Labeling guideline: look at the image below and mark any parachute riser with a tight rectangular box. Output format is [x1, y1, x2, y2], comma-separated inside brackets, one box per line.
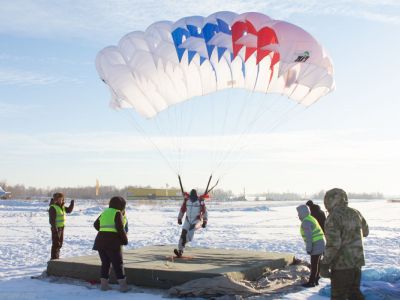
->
[178, 175, 185, 197]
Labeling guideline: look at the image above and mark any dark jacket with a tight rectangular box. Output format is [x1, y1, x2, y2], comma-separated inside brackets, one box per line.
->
[49, 201, 74, 228]
[93, 196, 128, 251]
[306, 200, 326, 232]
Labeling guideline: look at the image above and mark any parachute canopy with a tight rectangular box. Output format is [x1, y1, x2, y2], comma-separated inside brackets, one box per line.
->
[96, 11, 334, 119]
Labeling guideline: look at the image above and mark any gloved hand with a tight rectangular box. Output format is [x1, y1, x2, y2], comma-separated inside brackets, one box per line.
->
[202, 221, 207, 228]
[71, 199, 75, 204]
[319, 263, 331, 278]
[307, 250, 312, 255]
[178, 219, 182, 225]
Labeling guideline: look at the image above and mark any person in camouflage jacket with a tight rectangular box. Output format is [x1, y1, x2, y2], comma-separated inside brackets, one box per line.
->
[320, 188, 369, 300]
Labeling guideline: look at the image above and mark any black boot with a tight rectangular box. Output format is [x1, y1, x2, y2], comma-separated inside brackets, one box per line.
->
[315, 276, 320, 286]
[174, 249, 183, 258]
[302, 282, 316, 288]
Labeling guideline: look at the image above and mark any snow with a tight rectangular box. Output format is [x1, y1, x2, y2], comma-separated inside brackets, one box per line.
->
[0, 198, 399, 299]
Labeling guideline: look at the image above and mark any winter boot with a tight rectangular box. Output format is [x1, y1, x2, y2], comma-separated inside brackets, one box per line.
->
[302, 281, 316, 288]
[100, 278, 112, 291]
[315, 276, 320, 286]
[118, 278, 131, 293]
[174, 249, 183, 258]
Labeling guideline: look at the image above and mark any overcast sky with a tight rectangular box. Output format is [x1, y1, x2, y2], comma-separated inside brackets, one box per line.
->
[1, 1, 399, 195]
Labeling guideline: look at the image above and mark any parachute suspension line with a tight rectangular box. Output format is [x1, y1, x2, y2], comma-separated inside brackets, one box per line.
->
[212, 87, 255, 172]
[211, 90, 222, 173]
[166, 103, 180, 173]
[211, 92, 290, 176]
[121, 109, 178, 176]
[215, 87, 234, 171]
[221, 101, 307, 177]
[214, 92, 280, 172]
[153, 111, 175, 171]
[173, 100, 183, 174]
[179, 94, 197, 177]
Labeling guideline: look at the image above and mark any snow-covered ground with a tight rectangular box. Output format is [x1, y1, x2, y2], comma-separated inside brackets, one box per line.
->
[0, 198, 399, 299]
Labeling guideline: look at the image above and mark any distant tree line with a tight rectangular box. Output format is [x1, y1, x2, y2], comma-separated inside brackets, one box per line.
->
[0, 181, 236, 201]
[0, 180, 384, 200]
[310, 190, 384, 200]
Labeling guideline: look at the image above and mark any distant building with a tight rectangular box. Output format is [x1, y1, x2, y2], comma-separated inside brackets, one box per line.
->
[126, 188, 182, 200]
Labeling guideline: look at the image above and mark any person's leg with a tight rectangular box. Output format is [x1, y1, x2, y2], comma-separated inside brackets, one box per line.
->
[315, 255, 321, 285]
[178, 229, 188, 251]
[51, 228, 61, 259]
[186, 227, 196, 243]
[108, 248, 131, 293]
[331, 269, 352, 300]
[108, 248, 125, 280]
[348, 267, 365, 300]
[58, 227, 64, 251]
[98, 249, 112, 291]
[303, 254, 320, 287]
[98, 249, 111, 279]
[310, 254, 321, 283]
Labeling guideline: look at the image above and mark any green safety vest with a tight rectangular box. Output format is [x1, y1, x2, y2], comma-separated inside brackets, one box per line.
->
[99, 208, 119, 232]
[51, 204, 66, 227]
[300, 215, 324, 242]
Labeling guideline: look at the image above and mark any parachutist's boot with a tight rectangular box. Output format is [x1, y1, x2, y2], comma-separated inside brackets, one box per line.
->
[118, 278, 131, 293]
[315, 276, 320, 286]
[174, 249, 183, 258]
[100, 278, 112, 291]
[302, 281, 316, 288]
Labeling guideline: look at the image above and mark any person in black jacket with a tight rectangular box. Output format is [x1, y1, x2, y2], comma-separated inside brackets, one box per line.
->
[306, 200, 326, 232]
[93, 196, 130, 292]
[49, 192, 74, 259]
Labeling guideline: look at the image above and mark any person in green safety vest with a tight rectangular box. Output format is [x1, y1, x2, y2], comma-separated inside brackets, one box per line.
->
[93, 196, 131, 293]
[48, 192, 74, 260]
[297, 204, 326, 288]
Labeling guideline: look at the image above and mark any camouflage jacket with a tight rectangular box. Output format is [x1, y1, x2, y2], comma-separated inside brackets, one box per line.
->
[321, 206, 369, 270]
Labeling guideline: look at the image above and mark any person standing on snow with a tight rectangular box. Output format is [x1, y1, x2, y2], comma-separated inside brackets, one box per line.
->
[93, 196, 131, 292]
[297, 204, 326, 287]
[49, 192, 74, 260]
[306, 200, 327, 232]
[320, 188, 369, 300]
[174, 189, 208, 257]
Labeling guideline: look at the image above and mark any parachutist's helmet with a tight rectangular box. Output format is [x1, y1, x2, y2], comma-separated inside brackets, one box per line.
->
[190, 189, 198, 201]
[324, 188, 348, 212]
[109, 196, 126, 211]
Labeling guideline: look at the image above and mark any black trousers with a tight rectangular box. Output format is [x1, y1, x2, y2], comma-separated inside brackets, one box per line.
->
[331, 267, 364, 300]
[51, 227, 64, 259]
[98, 248, 125, 280]
[308, 254, 321, 283]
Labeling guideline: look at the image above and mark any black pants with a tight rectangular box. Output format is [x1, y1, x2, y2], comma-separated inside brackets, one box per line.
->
[331, 267, 364, 300]
[98, 248, 125, 280]
[51, 227, 64, 259]
[308, 254, 321, 283]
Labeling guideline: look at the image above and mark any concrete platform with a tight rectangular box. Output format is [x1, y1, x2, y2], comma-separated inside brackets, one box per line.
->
[47, 245, 294, 289]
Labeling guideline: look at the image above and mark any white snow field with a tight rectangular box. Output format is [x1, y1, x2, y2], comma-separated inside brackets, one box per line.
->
[0, 198, 399, 299]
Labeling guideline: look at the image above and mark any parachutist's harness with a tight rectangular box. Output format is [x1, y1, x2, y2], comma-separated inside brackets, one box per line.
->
[178, 174, 219, 198]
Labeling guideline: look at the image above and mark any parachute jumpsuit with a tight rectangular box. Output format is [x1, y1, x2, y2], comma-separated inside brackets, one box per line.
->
[177, 194, 208, 252]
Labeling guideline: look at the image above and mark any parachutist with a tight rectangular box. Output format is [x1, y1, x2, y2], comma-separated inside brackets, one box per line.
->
[174, 189, 208, 258]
